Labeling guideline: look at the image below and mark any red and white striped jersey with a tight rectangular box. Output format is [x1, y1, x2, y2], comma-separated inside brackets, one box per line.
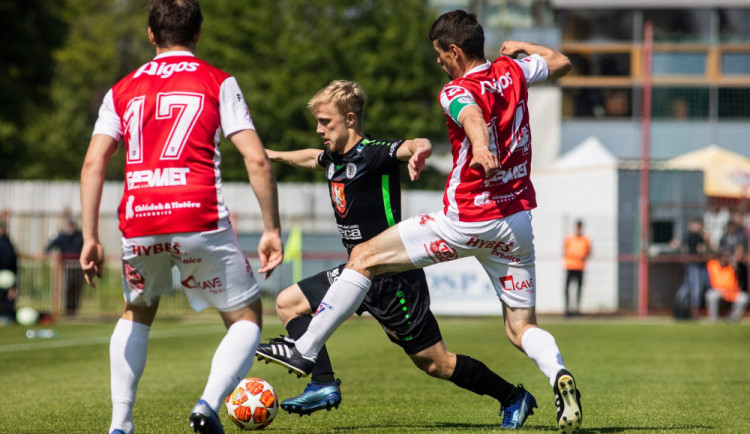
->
[438, 54, 548, 222]
[93, 51, 255, 237]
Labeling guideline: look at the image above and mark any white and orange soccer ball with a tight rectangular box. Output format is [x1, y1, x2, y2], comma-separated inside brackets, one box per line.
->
[225, 377, 279, 430]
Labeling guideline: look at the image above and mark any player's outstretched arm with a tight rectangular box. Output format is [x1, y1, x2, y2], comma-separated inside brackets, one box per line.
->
[499, 40, 572, 79]
[80, 134, 118, 287]
[266, 148, 325, 171]
[396, 138, 433, 181]
[459, 106, 498, 178]
[231, 129, 284, 278]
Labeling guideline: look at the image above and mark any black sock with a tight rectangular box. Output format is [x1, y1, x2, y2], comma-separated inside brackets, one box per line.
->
[285, 315, 336, 383]
[449, 354, 519, 407]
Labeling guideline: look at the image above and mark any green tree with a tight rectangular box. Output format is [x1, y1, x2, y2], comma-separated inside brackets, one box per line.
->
[201, 0, 447, 185]
[0, 1, 67, 178]
[21, 0, 150, 179]
[16, 0, 448, 189]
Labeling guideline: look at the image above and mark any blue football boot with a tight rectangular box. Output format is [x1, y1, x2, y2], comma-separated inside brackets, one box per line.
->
[500, 385, 537, 429]
[281, 379, 342, 416]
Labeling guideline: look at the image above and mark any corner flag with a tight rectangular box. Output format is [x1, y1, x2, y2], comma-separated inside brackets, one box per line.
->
[283, 225, 303, 282]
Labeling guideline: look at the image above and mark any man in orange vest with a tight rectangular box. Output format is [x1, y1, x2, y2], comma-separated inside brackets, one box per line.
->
[705, 251, 749, 322]
[563, 220, 591, 317]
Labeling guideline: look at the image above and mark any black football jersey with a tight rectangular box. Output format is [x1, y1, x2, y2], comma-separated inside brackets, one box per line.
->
[318, 136, 405, 252]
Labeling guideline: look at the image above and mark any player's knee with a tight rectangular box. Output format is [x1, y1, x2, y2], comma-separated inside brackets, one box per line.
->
[275, 286, 309, 324]
[505, 325, 528, 350]
[346, 244, 370, 274]
[412, 354, 452, 379]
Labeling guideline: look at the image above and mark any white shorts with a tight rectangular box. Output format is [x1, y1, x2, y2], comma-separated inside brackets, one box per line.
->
[120, 226, 259, 312]
[398, 210, 536, 308]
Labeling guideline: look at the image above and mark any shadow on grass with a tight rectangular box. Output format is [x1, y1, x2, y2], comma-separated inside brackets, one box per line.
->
[269, 422, 716, 432]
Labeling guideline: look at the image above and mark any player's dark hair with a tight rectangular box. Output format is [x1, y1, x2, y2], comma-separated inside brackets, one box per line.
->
[429, 10, 485, 60]
[148, 0, 203, 48]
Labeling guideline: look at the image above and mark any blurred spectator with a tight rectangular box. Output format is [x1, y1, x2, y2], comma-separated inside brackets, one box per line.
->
[705, 251, 749, 322]
[669, 97, 690, 120]
[0, 219, 18, 323]
[563, 220, 591, 316]
[604, 90, 630, 117]
[45, 217, 84, 316]
[718, 220, 748, 293]
[673, 218, 710, 319]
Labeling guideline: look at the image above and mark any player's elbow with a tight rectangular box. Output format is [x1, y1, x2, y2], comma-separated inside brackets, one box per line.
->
[548, 55, 572, 79]
[244, 152, 273, 174]
[80, 157, 104, 180]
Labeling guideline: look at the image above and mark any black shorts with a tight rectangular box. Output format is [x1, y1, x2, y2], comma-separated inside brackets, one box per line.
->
[297, 264, 443, 354]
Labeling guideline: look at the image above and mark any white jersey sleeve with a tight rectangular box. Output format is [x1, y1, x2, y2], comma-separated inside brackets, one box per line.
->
[92, 89, 122, 140]
[219, 76, 255, 137]
[514, 54, 549, 87]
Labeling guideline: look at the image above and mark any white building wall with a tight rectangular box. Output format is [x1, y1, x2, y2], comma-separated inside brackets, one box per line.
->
[1, 175, 619, 315]
[532, 164, 619, 313]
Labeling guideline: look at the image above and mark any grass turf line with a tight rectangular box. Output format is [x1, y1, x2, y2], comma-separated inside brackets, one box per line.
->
[0, 315, 748, 433]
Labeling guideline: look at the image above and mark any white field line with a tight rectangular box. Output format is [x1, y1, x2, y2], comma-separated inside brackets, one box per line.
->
[0, 324, 225, 353]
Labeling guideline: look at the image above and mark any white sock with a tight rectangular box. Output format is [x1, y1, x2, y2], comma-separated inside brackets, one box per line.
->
[109, 318, 150, 434]
[295, 268, 371, 358]
[521, 326, 566, 387]
[200, 320, 260, 412]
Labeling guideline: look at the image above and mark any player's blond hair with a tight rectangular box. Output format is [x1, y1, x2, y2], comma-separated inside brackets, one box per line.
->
[307, 80, 366, 128]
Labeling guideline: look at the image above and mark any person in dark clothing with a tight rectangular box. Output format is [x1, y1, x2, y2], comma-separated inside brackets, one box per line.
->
[673, 218, 710, 319]
[45, 218, 84, 316]
[719, 220, 749, 294]
[0, 219, 19, 323]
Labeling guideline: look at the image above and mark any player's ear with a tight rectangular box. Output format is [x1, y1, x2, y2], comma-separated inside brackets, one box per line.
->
[147, 27, 156, 46]
[449, 43, 462, 59]
[346, 112, 356, 128]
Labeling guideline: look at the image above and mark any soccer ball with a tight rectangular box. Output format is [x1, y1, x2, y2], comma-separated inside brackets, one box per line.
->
[225, 377, 279, 430]
[16, 307, 39, 326]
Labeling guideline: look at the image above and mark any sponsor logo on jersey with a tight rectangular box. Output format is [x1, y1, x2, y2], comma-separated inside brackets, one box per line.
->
[123, 262, 145, 292]
[483, 162, 528, 187]
[479, 72, 513, 96]
[337, 224, 362, 240]
[127, 167, 190, 190]
[133, 60, 200, 79]
[126, 199, 202, 220]
[181, 275, 225, 294]
[389, 142, 399, 157]
[425, 239, 458, 263]
[126, 195, 136, 220]
[417, 214, 435, 226]
[131, 242, 181, 257]
[445, 86, 465, 98]
[330, 182, 348, 217]
[474, 192, 491, 206]
[499, 275, 534, 293]
[346, 163, 357, 179]
[327, 163, 335, 179]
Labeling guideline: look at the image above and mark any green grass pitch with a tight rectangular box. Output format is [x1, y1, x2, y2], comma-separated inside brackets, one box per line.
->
[1, 314, 748, 433]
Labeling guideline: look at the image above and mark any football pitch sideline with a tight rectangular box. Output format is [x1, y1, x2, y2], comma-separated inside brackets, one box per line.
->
[1, 315, 748, 433]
